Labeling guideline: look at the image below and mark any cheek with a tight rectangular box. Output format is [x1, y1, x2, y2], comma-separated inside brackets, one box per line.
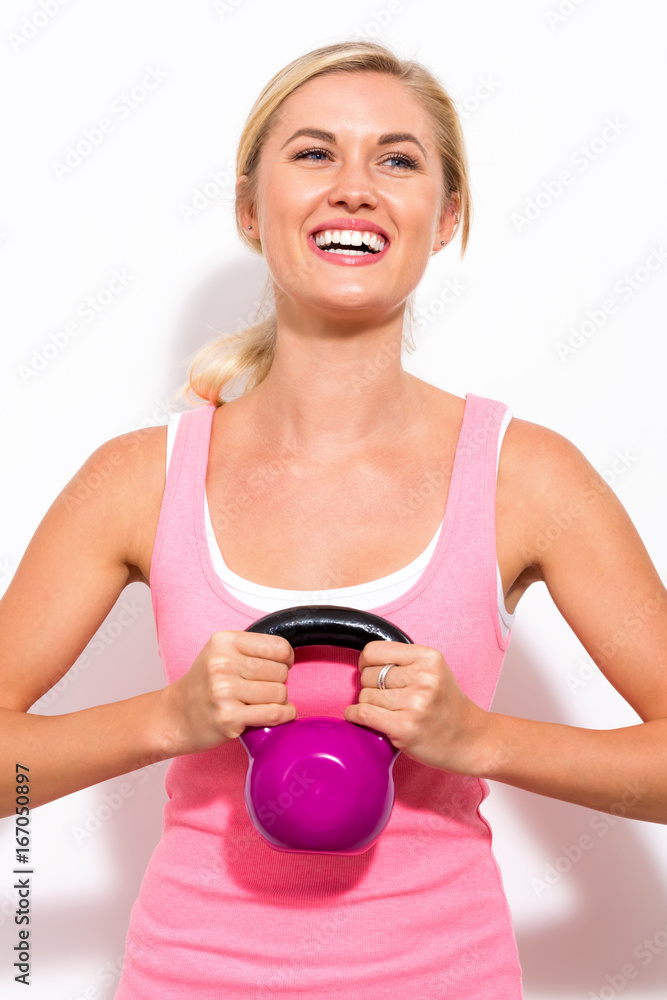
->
[258, 185, 306, 257]
[261, 221, 320, 293]
[402, 220, 436, 265]
[262, 168, 316, 216]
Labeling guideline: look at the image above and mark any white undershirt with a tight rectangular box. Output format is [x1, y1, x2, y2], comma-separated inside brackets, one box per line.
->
[165, 407, 516, 637]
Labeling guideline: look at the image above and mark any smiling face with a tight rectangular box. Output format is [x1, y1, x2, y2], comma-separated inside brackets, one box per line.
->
[238, 70, 459, 323]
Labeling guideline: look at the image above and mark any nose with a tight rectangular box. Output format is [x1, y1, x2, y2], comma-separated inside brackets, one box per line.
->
[326, 156, 378, 214]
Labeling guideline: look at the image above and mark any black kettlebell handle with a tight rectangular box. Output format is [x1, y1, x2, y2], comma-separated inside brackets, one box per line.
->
[245, 604, 414, 650]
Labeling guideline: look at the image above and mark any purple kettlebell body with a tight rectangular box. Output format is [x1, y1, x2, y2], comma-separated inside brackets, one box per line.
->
[240, 717, 401, 855]
[240, 605, 414, 856]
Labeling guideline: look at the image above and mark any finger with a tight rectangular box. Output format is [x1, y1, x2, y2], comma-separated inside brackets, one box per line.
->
[227, 630, 295, 666]
[361, 662, 406, 690]
[358, 640, 415, 669]
[237, 655, 291, 682]
[235, 678, 293, 706]
[359, 657, 411, 690]
[345, 700, 399, 733]
[357, 684, 404, 709]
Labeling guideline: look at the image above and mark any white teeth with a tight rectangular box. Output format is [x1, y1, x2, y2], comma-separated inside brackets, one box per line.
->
[323, 248, 370, 255]
[314, 229, 386, 253]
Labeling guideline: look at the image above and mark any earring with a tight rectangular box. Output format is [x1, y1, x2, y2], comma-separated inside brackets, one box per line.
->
[247, 225, 252, 229]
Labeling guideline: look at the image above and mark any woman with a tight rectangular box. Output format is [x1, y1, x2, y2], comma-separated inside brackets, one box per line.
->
[2, 38, 666, 999]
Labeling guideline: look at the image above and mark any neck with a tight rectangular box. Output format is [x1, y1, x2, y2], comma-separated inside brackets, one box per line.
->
[238, 304, 425, 459]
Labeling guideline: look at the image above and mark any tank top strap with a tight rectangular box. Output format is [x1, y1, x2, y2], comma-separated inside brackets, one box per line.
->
[150, 402, 216, 660]
[444, 391, 510, 651]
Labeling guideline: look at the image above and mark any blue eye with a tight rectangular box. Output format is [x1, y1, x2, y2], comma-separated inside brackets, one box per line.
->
[292, 147, 419, 170]
[384, 154, 418, 169]
[295, 148, 329, 162]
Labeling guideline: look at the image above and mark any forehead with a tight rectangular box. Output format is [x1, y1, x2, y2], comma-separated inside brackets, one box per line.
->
[271, 71, 434, 149]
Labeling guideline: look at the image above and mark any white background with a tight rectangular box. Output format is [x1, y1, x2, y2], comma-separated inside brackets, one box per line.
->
[1, 1, 666, 997]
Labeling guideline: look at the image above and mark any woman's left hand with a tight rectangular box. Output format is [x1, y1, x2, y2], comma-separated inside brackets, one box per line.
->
[343, 641, 491, 775]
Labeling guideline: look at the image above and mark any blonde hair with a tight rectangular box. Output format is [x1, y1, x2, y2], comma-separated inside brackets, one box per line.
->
[177, 39, 472, 408]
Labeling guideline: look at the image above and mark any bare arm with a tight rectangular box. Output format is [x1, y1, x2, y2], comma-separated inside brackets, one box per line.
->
[473, 419, 667, 823]
[0, 429, 179, 819]
[0, 693, 175, 819]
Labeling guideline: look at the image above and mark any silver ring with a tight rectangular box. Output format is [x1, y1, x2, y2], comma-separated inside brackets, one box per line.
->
[377, 664, 398, 690]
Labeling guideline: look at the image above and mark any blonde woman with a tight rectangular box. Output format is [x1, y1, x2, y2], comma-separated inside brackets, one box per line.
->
[2, 39, 666, 999]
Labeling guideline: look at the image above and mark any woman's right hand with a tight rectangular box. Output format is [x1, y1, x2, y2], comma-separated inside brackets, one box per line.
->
[159, 630, 297, 756]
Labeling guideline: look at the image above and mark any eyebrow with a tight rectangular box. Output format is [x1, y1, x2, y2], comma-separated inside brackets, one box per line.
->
[280, 128, 428, 160]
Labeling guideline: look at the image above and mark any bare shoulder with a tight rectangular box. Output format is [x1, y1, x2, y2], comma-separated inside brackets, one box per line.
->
[500, 415, 593, 485]
[420, 385, 606, 587]
[0, 425, 169, 712]
[61, 424, 168, 585]
[497, 414, 621, 573]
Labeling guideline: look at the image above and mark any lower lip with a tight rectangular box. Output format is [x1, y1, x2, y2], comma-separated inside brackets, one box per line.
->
[307, 234, 390, 266]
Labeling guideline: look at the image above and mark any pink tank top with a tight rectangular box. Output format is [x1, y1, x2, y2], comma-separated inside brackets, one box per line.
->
[114, 391, 523, 999]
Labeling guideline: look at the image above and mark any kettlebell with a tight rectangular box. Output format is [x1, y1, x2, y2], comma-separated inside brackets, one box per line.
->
[239, 605, 414, 856]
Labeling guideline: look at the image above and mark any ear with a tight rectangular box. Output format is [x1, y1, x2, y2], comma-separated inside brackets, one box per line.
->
[236, 174, 257, 231]
[433, 195, 460, 251]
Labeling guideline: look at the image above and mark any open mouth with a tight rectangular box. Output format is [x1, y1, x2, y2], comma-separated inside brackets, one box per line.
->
[308, 228, 390, 265]
[315, 231, 385, 255]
